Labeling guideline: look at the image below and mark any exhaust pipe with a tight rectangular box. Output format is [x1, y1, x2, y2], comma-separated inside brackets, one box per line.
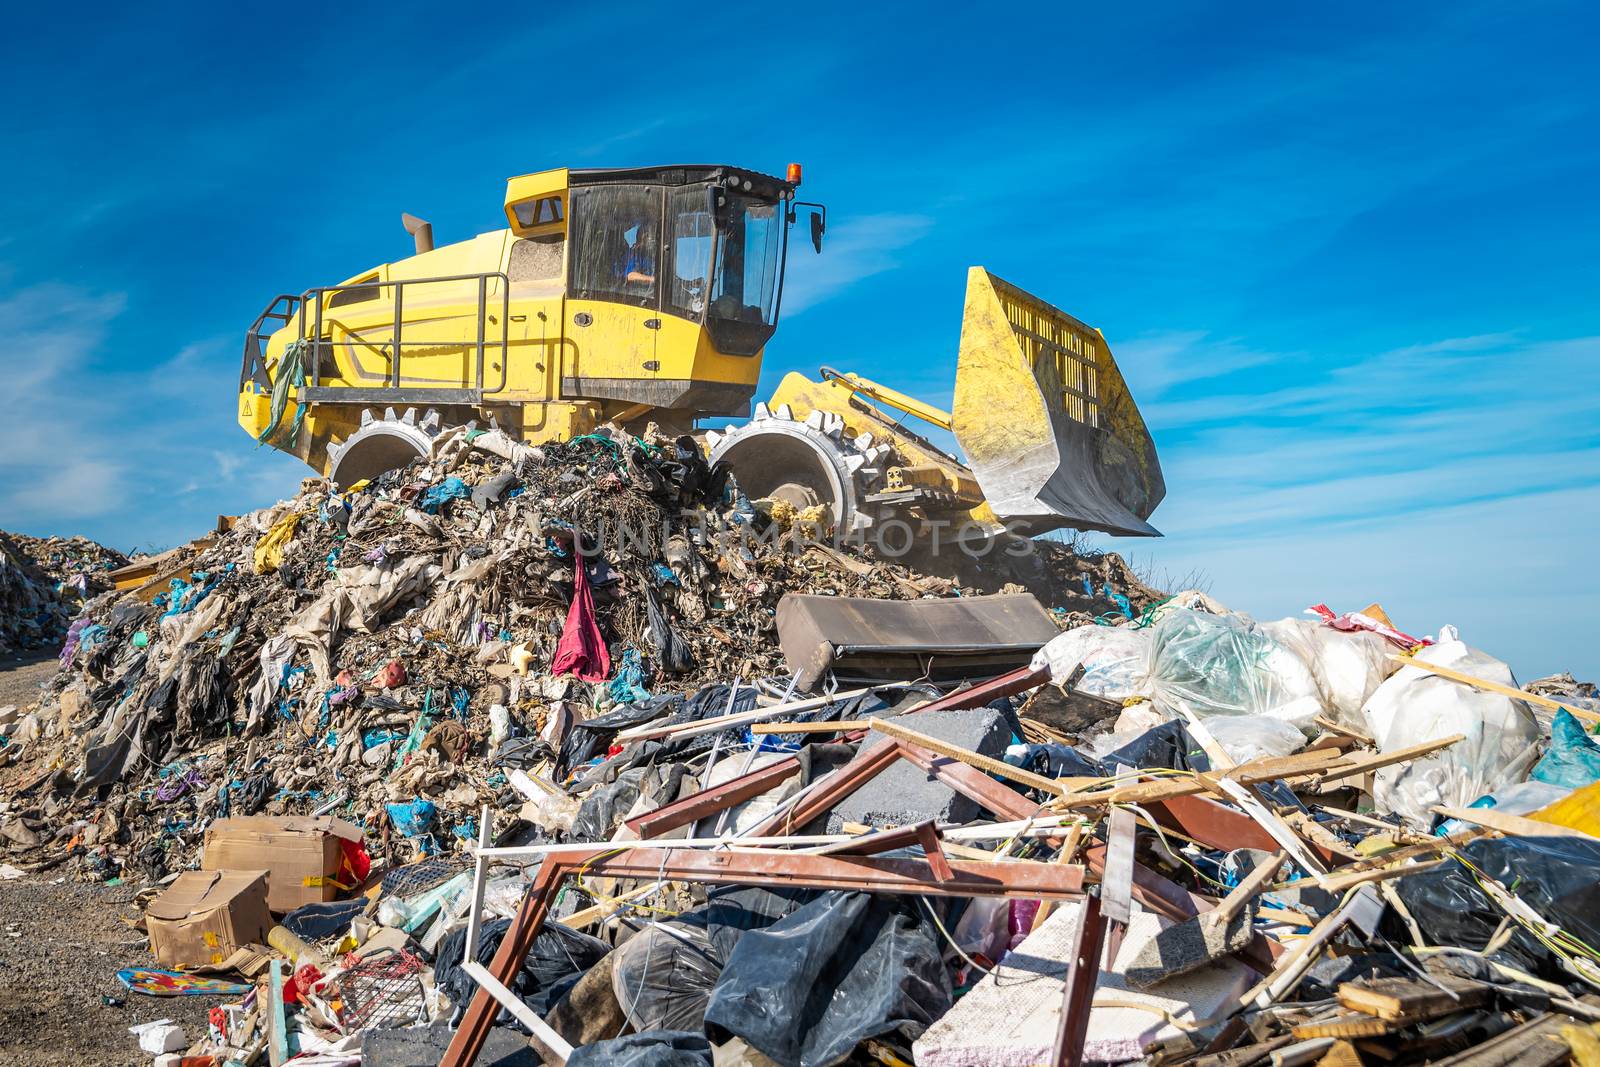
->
[401, 213, 434, 255]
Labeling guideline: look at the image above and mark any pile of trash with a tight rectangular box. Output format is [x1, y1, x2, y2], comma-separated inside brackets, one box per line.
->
[4, 427, 1600, 1067]
[0, 529, 130, 655]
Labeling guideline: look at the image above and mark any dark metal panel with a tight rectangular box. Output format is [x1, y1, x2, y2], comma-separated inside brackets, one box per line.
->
[300, 387, 484, 405]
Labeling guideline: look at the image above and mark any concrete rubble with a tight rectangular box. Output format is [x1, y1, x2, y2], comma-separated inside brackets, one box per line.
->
[2, 428, 1599, 1067]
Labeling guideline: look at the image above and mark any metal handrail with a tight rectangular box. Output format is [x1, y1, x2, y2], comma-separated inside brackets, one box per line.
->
[298, 272, 512, 398]
[240, 294, 302, 391]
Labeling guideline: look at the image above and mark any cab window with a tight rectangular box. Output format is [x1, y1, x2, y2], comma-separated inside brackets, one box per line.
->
[569, 185, 662, 309]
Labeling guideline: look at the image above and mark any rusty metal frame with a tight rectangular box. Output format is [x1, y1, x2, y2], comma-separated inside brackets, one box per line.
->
[1051, 891, 1110, 1067]
[625, 664, 1048, 839]
[439, 845, 1089, 1067]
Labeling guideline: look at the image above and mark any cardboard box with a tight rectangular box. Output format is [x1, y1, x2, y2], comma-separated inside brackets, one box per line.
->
[146, 869, 272, 968]
[202, 815, 365, 912]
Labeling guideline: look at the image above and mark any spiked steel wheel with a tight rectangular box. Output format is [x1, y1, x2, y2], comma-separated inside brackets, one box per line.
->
[705, 403, 896, 534]
[326, 407, 445, 489]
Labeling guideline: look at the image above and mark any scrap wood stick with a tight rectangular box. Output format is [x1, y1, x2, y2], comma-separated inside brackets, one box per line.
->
[1050, 734, 1467, 810]
[1305, 858, 1445, 894]
[861, 715, 1071, 797]
[1430, 805, 1596, 840]
[750, 719, 874, 734]
[1390, 654, 1600, 723]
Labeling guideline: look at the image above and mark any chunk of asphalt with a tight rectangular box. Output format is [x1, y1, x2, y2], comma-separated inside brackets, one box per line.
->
[825, 707, 1012, 832]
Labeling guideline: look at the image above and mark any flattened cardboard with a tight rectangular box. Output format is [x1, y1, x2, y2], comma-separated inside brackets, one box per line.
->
[202, 815, 364, 912]
[146, 869, 272, 969]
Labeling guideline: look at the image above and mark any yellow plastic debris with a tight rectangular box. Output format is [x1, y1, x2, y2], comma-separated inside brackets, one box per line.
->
[253, 510, 303, 575]
[1560, 1021, 1600, 1067]
[1528, 778, 1600, 839]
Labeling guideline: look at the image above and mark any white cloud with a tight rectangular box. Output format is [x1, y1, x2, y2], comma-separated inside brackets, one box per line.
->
[0, 276, 305, 546]
[780, 212, 934, 316]
[1114, 330, 1279, 397]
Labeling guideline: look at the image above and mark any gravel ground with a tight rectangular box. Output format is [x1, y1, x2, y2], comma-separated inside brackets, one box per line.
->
[1, 653, 213, 1066]
[0, 651, 56, 711]
[0, 874, 214, 1066]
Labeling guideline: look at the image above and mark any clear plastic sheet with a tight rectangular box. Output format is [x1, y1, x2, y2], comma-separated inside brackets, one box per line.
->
[566, 1030, 714, 1067]
[1029, 624, 1151, 700]
[1144, 609, 1324, 729]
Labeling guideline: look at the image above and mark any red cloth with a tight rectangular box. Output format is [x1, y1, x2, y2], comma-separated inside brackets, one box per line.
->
[552, 560, 611, 682]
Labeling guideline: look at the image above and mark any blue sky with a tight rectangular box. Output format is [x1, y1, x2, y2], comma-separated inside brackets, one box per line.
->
[1, 2, 1596, 678]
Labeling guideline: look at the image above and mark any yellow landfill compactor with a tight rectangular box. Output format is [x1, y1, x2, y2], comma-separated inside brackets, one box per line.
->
[239, 163, 1165, 539]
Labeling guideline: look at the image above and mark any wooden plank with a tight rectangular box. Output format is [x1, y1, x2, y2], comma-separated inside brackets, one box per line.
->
[1392, 653, 1600, 723]
[1432, 804, 1596, 840]
[863, 716, 1070, 797]
[1337, 976, 1490, 1022]
[1291, 1015, 1395, 1039]
[1059, 734, 1466, 810]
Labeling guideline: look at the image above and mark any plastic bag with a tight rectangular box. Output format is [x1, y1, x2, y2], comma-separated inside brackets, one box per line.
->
[704, 890, 952, 1067]
[1361, 634, 1541, 828]
[567, 1031, 713, 1067]
[1260, 617, 1399, 729]
[612, 921, 726, 1032]
[1144, 609, 1324, 729]
[1530, 710, 1600, 791]
[436, 918, 611, 1027]
[1200, 714, 1307, 763]
[1029, 625, 1151, 700]
[1435, 779, 1571, 836]
[1392, 835, 1600, 982]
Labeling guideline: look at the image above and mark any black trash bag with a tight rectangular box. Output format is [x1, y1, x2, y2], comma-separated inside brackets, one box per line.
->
[567, 1030, 713, 1067]
[570, 765, 652, 842]
[281, 898, 367, 942]
[1099, 720, 1209, 772]
[759, 690, 894, 749]
[645, 586, 693, 675]
[1393, 835, 1600, 982]
[435, 921, 608, 1023]
[558, 694, 681, 777]
[611, 922, 725, 1032]
[436, 918, 611, 1029]
[1005, 742, 1103, 780]
[611, 884, 815, 1033]
[704, 890, 953, 1067]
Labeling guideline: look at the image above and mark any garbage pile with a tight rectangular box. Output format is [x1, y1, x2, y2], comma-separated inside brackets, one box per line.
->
[0, 529, 130, 655]
[5, 427, 1599, 1067]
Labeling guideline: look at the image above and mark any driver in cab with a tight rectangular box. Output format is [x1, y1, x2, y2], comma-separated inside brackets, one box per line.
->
[620, 219, 657, 288]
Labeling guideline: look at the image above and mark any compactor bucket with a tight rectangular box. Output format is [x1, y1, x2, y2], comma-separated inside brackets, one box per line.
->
[952, 267, 1165, 537]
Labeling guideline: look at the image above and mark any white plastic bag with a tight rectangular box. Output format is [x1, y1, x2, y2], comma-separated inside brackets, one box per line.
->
[1261, 618, 1398, 729]
[1200, 715, 1307, 763]
[1029, 624, 1151, 701]
[1361, 632, 1541, 828]
[1142, 609, 1324, 730]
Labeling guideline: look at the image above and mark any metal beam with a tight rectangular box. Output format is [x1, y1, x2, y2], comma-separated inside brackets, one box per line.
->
[440, 846, 1089, 1067]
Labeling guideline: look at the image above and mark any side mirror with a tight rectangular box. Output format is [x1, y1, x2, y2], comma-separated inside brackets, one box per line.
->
[810, 210, 825, 254]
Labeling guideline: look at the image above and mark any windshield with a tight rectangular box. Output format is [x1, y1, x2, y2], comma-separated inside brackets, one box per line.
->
[711, 193, 784, 328]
